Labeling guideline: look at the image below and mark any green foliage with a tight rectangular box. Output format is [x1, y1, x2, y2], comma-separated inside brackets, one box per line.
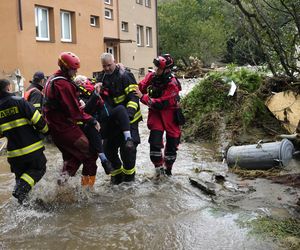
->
[225, 0, 300, 77]
[158, 0, 236, 65]
[240, 94, 265, 128]
[181, 67, 267, 141]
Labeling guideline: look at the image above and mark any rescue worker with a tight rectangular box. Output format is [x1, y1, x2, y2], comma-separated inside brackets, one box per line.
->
[24, 71, 46, 112]
[95, 53, 142, 184]
[0, 79, 48, 204]
[43, 52, 100, 189]
[135, 54, 183, 178]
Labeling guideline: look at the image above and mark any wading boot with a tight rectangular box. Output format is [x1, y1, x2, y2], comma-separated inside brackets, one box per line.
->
[110, 172, 124, 185]
[123, 173, 135, 182]
[154, 166, 165, 179]
[81, 175, 96, 192]
[13, 179, 32, 205]
[165, 167, 172, 176]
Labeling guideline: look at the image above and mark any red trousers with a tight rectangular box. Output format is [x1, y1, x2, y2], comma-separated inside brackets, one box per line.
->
[51, 126, 98, 176]
[147, 108, 181, 138]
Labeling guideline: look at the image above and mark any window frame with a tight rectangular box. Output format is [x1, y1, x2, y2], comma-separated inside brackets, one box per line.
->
[136, 0, 143, 5]
[136, 25, 144, 46]
[104, 0, 112, 4]
[121, 21, 128, 32]
[104, 8, 113, 19]
[60, 11, 72, 42]
[146, 27, 152, 47]
[90, 16, 96, 26]
[145, 0, 151, 7]
[35, 6, 50, 41]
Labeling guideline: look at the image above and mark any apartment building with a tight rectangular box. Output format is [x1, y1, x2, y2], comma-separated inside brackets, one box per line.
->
[104, 0, 158, 79]
[0, 0, 157, 91]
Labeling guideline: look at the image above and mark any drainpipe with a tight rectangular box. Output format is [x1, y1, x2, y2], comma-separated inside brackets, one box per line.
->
[18, 0, 23, 31]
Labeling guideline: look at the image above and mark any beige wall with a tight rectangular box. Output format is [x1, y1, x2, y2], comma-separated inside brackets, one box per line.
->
[103, 0, 119, 39]
[119, 0, 157, 80]
[0, 0, 104, 87]
[0, 0, 158, 85]
[0, 1, 20, 75]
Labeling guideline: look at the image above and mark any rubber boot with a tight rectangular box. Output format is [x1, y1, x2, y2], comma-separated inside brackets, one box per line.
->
[81, 175, 96, 192]
[111, 173, 124, 185]
[88, 176, 96, 187]
[81, 176, 90, 186]
[123, 173, 135, 182]
[164, 163, 173, 176]
[12, 179, 32, 205]
[154, 166, 165, 179]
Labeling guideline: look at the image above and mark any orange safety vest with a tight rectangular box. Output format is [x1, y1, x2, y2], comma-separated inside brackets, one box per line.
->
[24, 87, 41, 101]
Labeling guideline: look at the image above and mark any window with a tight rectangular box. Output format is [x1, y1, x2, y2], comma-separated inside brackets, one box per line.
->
[137, 25, 144, 46]
[145, 0, 151, 7]
[106, 47, 114, 56]
[104, 0, 112, 4]
[121, 22, 128, 32]
[60, 11, 72, 42]
[136, 0, 143, 4]
[105, 8, 113, 19]
[146, 27, 152, 47]
[35, 7, 50, 41]
[90, 15, 99, 27]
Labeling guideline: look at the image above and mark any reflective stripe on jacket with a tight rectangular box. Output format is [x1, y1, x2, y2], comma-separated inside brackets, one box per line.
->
[0, 93, 48, 160]
[96, 66, 142, 124]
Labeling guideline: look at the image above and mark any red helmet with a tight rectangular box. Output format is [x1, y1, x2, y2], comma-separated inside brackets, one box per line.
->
[153, 54, 174, 70]
[58, 52, 80, 70]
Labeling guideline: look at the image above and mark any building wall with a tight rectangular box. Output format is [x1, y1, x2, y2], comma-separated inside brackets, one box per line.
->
[103, 0, 119, 39]
[0, 0, 158, 85]
[119, 0, 157, 80]
[0, 1, 20, 76]
[0, 0, 104, 86]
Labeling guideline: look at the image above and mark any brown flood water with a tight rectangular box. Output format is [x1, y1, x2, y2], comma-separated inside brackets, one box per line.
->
[0, 79, 281, 249]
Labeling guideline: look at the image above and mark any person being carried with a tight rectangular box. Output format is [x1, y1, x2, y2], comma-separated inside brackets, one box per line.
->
[24, 71, 46, 113]
[135, 54, 183, 178]
[74, 75, 113, 175]
[43, 52, 100, 190]
[0, 79, 49, 204]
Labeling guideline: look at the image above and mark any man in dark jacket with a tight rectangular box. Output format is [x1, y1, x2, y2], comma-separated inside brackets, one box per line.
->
[0, 79, 48, 204]
[24, 71, 46, 112]
[96, 53, 142, 184]
[43, 52, 100, 189]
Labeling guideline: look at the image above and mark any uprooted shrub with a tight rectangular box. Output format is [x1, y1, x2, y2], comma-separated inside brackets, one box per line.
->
[181, 66, 285, 143]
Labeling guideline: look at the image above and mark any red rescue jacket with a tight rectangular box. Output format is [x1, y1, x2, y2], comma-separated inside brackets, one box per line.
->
[43, 70, 94, 133]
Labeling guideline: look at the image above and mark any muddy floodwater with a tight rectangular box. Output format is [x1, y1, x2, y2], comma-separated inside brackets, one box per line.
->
[0, 79, 298, 250]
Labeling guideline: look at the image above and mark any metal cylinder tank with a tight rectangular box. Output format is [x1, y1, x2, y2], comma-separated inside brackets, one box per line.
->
[226, 139, 295, 170]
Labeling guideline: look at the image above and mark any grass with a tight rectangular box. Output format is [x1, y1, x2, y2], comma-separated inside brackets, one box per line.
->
[249, 217, 300, 250]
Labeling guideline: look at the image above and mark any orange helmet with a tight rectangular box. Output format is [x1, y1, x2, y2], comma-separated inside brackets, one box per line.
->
[58, 52, 80, 70]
